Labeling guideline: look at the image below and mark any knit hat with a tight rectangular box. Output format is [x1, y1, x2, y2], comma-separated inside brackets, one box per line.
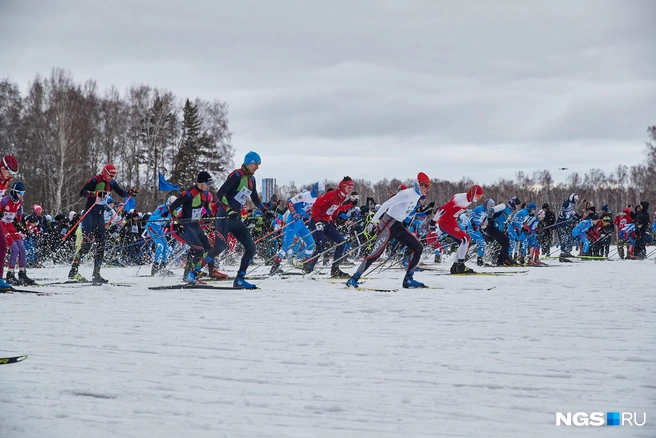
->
[197, 171, 213, 185]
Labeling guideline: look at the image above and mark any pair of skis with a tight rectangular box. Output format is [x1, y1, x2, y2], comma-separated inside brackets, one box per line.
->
[148, 284, 259, 290]
[343, 285, 498, 293]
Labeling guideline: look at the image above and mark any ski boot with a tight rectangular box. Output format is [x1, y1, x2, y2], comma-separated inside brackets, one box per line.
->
[0, 278, 11, 291]
[6, 271, 21, 286]
[234, 271, 257, 289]
[151, 262, 161, 276]
[477, 256, 484, 266]
[559, 252, 573, 262]
[270, 256, 283, 275]
[450, 259, 475, 274]
[346, 272, 361, 288]
[330, 264, 350, 279]
[92, 266, 109, 284]
[68, 264, 87, 282]
[159, 263, 175, 277]
[434, 253, 442, 263]
[183, 253, 194, 277]
[184, 268, 206, 285]
[184, 270, 197, 284]
[18, 270, 36, 286]
[403, 270, 426, 288]
[302, 259, 315, 274]
[208, 262, 229, 280]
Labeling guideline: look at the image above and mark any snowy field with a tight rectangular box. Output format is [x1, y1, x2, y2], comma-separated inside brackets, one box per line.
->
[1, 257, 654, 438]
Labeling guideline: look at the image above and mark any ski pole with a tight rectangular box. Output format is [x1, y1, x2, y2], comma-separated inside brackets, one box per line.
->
[105, 196, 132, 229]
[62, 198, 100, 242]
[262, 228, 371, 279]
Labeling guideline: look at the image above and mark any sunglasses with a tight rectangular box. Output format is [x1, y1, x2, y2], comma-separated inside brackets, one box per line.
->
[14, 190, 25, 196]
[6, 168, 18, 176]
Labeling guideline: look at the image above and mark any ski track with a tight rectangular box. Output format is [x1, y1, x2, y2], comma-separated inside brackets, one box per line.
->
[1, 259, 654, 438]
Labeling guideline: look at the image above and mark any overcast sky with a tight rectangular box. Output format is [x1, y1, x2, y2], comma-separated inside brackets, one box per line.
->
[1, 0, 655, 187]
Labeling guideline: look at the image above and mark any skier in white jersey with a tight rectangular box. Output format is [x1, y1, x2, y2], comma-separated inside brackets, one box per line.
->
[346, 172, 431, 289]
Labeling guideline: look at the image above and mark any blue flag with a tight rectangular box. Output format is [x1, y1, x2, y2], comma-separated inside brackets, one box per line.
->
[123, 197, 136, 214]
[158, 172, 180, 192]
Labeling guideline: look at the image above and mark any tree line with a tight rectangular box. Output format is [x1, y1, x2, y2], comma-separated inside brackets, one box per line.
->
[0, 68, 234, 214]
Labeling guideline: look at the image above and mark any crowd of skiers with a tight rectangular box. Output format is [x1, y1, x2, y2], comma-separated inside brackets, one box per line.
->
[0, 152, 653, 291]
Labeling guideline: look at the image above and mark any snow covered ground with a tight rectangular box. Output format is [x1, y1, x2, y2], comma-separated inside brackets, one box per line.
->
[1, 257, 654, 438]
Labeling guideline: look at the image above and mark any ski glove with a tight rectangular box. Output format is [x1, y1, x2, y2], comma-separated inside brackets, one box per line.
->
[14, 220, 26, 233]
[227, 209, 240, 221]
[128, 187, 140, 197]
[366, 221, 378, 234]
[94, 190, 107, 198]
[174, 222, 184, 234]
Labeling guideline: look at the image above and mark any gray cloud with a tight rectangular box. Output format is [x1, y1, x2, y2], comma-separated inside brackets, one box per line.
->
[1, 0, 655, 187]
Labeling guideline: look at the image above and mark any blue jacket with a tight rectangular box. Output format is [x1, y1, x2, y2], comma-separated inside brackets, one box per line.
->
[471, 205, 487, 229]
[491, 204, 513, 231]
[572, 219, 593, 236]
[509, 208, 529, 232]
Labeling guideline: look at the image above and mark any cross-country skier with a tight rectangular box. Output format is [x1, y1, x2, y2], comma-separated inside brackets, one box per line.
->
[0, 155, 19, 290]
[539, 203, 556, 256]
[166, 171, 216, 284]
[347, 172, 431, 289]
[270, 181, 325, 275]
[1, 181, 36, 285]
[306, 177, 355, 278]
[68, 164, 139, 284]
[430, 185, 484, 274]
[470, 204, 488, 266]
[487, 197, 519, 266]
[508, 202, 536, 264]
[147, 195, 178, 277]
[571, 213, 600, 256]
[557, 193, 579, 261]
[525, 207, 545, 266]
[192, 152, 264, 289]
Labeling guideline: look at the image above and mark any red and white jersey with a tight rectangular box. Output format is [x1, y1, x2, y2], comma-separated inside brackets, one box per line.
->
[311, 190, 347, 223]
[0, 195, 23, 223]
[433, 193, 471, 223]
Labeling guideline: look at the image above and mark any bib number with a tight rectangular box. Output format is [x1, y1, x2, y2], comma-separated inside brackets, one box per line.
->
[191, 208, 203, 220]
[235, 187, 252, 205]
[1, 211, 16, 223]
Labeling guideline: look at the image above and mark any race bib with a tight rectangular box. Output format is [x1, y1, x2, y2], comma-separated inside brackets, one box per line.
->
[326, 205, 338, 215]
[1, 211, 15, 223]
[96, 197, 108, 206]
[131, 225, 139, 233]
[315, 222, 325, 231]
[234, 187, 252, 205]
[191, 208, 203, 220]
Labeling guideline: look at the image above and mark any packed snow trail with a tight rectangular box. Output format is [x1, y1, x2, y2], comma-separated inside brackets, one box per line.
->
[1, 260, 654, 437]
